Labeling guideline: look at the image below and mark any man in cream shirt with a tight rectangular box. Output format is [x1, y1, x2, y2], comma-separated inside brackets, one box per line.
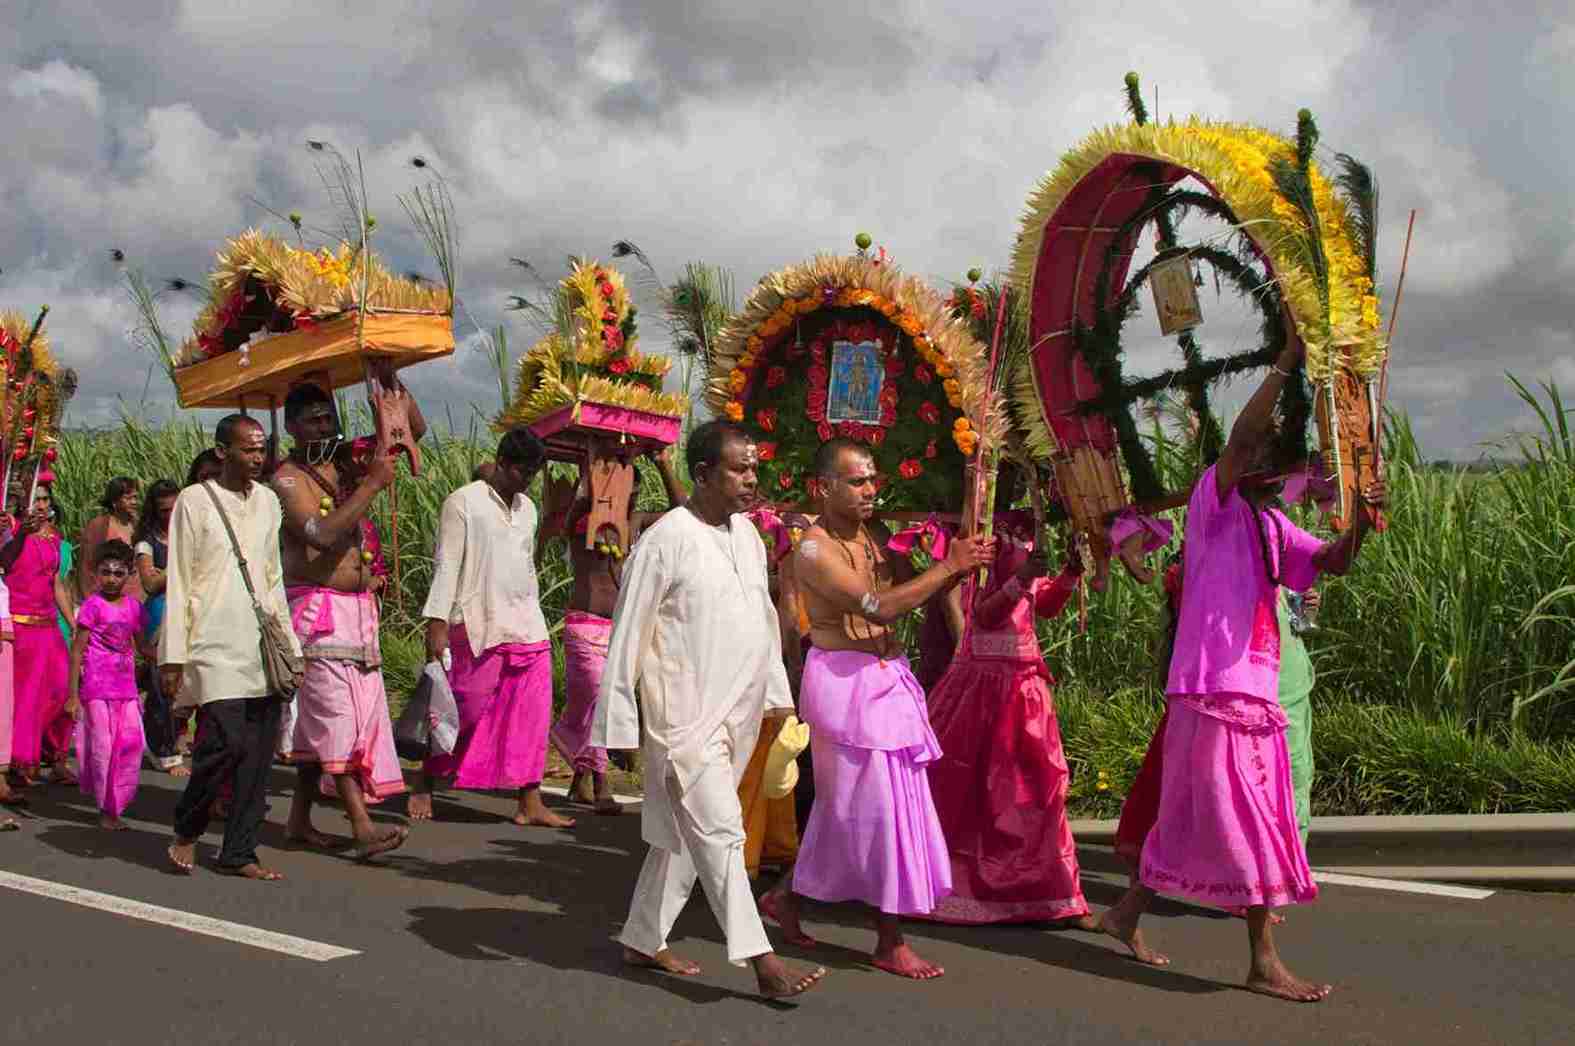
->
[410, 426, 573, 829]
[593, 420, 825, 1000]
[162, 414, 301, 881]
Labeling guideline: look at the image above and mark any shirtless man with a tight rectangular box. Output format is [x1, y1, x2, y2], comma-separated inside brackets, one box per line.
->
[273, 380, 422, 860]
[762, 438, 991, 979]
[547, 446, 686, 813]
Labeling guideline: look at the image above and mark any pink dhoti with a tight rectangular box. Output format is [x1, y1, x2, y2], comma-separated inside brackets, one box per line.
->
[76, 699, 143, 817]
[793, 649, 952, 916]
[10, 619, 68, 773]
[424, 625, 552, 791]
[0, 619, 13, 772]
[551, 611, 610, 775]
[287, 587, 405, 799]
[1139, 694, 1318, 909]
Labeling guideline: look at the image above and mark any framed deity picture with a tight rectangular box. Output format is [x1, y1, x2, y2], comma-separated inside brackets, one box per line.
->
[1150, 255, 1204, 336]
[827, 340, 884, 424]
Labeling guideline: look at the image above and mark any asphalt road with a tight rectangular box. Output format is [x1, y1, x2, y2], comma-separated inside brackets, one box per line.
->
[3, 768, 1571, 1046]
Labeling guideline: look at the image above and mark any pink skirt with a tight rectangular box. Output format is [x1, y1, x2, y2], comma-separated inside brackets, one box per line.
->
[76, 700, 143, 817]
[1139, 694, 1317, 908]
[288, 589, 405, 798]
[551, 611, 610, 775]
[793, 650, 951, 916]
[923, 653, 1088, 924]
[423, 626, 552, 791]
[0, 622, 13, 771]
[10, 620, 68, 772]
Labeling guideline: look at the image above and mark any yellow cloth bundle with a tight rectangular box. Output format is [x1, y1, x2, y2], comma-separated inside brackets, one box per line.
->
[763, 715, 809, 800]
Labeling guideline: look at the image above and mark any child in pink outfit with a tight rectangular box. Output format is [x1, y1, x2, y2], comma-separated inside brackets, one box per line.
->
[68, 540, 150, 830]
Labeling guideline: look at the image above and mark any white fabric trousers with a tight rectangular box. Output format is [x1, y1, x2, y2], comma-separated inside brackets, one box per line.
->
[618, 733, 771, 966]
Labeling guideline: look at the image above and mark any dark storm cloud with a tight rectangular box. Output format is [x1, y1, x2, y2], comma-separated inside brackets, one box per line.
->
[0, 0, 1569, 457]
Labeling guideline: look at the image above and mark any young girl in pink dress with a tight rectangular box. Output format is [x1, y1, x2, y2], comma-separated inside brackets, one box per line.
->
[67, 540, 150, 830]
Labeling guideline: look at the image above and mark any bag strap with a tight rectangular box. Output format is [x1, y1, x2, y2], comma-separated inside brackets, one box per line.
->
[200, 481, 265, 613]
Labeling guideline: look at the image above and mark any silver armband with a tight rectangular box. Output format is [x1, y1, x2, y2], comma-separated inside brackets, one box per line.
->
[859, 591, 881, 617]
[304, 517, 322, 543]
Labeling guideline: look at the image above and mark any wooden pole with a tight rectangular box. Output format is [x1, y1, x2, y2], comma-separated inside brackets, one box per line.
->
[1374, 209, 1417, 480]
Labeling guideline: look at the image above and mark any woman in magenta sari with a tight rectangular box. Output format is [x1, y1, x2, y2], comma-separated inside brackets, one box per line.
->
[0, 489, 76, 786]
[920, 502, 1095, 926]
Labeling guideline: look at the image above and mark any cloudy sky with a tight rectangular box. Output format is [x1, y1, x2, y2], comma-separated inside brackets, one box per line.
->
[2, 0, 1570, 458]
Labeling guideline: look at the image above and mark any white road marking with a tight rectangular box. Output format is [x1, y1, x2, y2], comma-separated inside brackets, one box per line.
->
[1312, 871, 1495, 900]
[0, 871, 361, 961]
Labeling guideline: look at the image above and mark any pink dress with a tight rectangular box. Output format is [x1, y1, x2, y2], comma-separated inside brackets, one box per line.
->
[73, 594, 147, 817]
[1139, 465, 1323, 908]
[924, 537, 1089, 924]
[8, 533, 68, 773]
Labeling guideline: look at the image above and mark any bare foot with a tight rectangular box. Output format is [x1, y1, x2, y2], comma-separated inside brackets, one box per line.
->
[218, 863, 285, 882]
[568, 772, 595, 805]
[169, 764, 191, 779]
[594, 796, 623, 816]
[49, 765, 78, 787]
[1063, 913, 1101, 932]
[1097, 906, 1171, 967]
[284, 826, 343, 850]
[759, 890, 817, 947]
[0, 783, 28, 808]
[514, 793, 576, 828]
[754, 953, 827, 999]
[871, 942, 944, 980]
[99, 814, 129, 831]
[623, 946, 701, 976]
[351, 826, 410, 862]
[167, 839, 196, 874]
[406, 792, 434, 821]
[1246, 960, 1333, 1003]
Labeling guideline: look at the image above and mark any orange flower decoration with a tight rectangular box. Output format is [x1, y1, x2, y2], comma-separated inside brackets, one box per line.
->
[724, 400, 744, 422]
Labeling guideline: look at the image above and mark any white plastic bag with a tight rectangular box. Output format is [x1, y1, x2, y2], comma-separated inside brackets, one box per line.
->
[425, 661, 460, 757]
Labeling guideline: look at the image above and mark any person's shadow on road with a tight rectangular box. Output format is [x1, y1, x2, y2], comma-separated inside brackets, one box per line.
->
[406, 904, 764, 1006]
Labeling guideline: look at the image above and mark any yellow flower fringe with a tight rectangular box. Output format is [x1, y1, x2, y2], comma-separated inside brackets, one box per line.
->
[495, 260, 686, 430]
[0, 310, 54, 371]
[1009, 119, 1387, 419]
[707, 253, 1005, 450]
[175, 229, 452, 367]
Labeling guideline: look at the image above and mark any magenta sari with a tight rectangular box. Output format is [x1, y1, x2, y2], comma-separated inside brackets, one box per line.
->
[922, 534, 1090, 924]
[9, 534, 68, 773]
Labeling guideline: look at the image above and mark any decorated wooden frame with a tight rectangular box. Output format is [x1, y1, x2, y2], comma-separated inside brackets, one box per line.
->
[1011, 76, 1386, 538]
[497, 260, 689, 550]
[171, 229, 454, 409]
[706, 251, 1004, 512]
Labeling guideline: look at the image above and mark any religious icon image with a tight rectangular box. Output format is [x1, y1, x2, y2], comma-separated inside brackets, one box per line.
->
[826, 340, 884, 424]
[1150, 254, 1204, 335]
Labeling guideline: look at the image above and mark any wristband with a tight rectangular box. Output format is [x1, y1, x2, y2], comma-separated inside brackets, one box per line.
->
[1270, 364, 1294, 379]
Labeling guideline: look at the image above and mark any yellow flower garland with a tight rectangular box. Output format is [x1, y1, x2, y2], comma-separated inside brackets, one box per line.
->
[1010, 118, 1386, 392]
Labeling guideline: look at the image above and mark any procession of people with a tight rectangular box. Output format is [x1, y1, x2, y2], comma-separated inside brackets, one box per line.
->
[0, 348, 1386, 1006]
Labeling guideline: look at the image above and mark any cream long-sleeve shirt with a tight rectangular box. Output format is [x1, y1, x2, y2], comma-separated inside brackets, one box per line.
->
[593, 506, 793, 803]
[420, 479, 548, 656]
[159, 480, 300, 705]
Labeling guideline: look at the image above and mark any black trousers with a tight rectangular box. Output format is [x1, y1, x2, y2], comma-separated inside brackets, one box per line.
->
[172, 697, 282, 869]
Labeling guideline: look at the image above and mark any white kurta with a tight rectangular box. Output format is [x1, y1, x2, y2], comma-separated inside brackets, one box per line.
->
[159, 481, 300, 706]
[420, 480, 548, 656]
[594, 506, 792, 823]
[594, 506, 791, 965]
